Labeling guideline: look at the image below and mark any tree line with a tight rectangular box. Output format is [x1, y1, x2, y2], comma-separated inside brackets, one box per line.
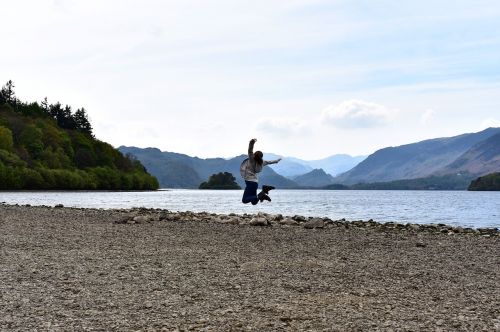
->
[0, 80, 159, 190]
[0, 80, 92, 136]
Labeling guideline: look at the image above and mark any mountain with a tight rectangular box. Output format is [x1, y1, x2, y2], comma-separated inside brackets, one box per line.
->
[264, 153, 313, 177]
[265, 153, 365, 177]
[333, 128, 500, 185]
[119, 146, 298, 189]
[439, 132, 500, 175]
[293, 169, 335, 187]
[301, 155, 367, 176]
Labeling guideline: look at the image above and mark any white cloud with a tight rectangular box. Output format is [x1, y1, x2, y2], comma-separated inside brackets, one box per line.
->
[420, 109, 435, 125]
[321, 99, 397, 129]
[480, 118, 500, 129]
[255, 117, 307, 137]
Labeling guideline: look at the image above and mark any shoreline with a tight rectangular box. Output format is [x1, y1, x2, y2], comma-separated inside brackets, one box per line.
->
[1, 204, 499, 330]
[1, 202, 499, 235]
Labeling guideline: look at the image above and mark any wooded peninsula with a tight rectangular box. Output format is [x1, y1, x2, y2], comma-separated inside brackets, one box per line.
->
[0, 81, 158, 190]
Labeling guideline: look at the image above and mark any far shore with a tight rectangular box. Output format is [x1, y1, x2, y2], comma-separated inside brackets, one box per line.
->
[1, 203, 499, 331]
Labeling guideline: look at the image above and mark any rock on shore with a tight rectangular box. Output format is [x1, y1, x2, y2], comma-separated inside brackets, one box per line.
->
[0, 203, 499, 331]
[110, 206, 499, 236]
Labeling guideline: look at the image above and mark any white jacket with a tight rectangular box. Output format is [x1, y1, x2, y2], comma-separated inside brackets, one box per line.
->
[239, 140, 280, 182]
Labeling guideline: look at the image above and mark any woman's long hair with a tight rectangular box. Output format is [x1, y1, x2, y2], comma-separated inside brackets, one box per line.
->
[254, 151, 263, 166]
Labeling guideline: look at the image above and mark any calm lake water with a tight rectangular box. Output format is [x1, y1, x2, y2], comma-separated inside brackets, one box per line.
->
[1, 190, 499, 228]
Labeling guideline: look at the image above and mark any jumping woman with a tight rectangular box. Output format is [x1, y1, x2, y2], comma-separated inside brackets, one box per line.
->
[240, 138, 281, 205]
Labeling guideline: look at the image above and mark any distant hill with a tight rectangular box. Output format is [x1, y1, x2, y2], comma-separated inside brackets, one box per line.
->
[333, 128, 500, 185]
[0, 81, 158, 190]
[468, 172, 500, 191]
[301, 154, 367, 176]
[264, 153, 313, 177]
[439, 132, 500, 175]
[293, 169, 335, 187]
[266, 153, 366, 177]
[348, 173, 475, 190]
[119, 146, 298, 189]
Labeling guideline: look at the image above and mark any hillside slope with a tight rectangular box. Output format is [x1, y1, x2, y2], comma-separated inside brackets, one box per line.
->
[293, 169, 335, 187]
[334, 128, 500, 185]
[440, 132, 500, 175]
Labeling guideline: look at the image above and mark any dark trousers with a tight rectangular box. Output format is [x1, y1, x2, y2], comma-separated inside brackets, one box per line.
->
[242, 180, 259, 205]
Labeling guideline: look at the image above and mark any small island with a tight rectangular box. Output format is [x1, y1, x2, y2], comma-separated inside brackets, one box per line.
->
[468, 172, 500, 191]
[199, 172, 241, 189]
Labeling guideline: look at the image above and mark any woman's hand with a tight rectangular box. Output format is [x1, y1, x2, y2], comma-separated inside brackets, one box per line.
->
[250, 138, 257, 144]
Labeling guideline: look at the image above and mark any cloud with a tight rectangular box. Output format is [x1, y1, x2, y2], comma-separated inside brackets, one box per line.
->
[420, 109, 435, 125]
[480, 118, 500, 129]
[321, 99, 397, 129]
[255, 117, 307, 137]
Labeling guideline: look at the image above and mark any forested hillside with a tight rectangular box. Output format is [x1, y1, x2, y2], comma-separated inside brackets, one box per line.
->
[0, 80, 158, 190]
[468, 172, 500, 191]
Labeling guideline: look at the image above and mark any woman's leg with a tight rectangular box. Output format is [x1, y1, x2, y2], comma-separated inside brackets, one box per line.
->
[242, 181, 259, 205]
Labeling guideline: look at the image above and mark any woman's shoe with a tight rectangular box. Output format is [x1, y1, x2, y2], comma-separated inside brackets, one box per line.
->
[258, 192, 272, 202]
[262, 185, 275, 194]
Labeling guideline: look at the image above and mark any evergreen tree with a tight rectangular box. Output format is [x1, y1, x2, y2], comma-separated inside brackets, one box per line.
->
[1, 80, 16, 104]
[41, 97, 49, 113]
[74, 108, 93, 135]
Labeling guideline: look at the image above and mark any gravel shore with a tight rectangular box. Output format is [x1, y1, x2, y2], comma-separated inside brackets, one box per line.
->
[1, 204, 499, 331]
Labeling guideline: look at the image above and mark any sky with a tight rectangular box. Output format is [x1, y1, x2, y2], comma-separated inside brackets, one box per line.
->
[2, 0, 500, 160]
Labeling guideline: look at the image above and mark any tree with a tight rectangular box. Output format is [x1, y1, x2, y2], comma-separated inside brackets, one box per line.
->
[1, 80, 16, 104]
[74, 108, 93, 135]
[199, 172, 241, 189]
[41, 97, 49, 113]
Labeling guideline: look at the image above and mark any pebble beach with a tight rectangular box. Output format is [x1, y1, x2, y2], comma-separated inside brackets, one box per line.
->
[1, 203, 499, 331]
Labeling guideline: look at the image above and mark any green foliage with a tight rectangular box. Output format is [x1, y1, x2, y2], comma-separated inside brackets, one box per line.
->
[199, 172, 241, 189]
[0, 80, 159, 190]
[0, 126, 14, 151]
[19, 124, 44, 158]
[468, 172, 500, 191]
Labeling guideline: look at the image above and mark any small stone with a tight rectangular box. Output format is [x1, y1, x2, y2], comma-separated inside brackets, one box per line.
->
[416, 242, 427, 248]
[272, 214, 284, 221]
[249, 217, 267, 226]
[133, 216, 149, 224]
[292, 215, 307, 222]
[280, 218, 299, 226]
[304, 218, 324, 229]
[114, 216, 130, 224]
[408, 224, 421, 231]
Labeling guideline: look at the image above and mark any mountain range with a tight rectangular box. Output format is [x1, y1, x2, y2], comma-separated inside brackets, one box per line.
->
[264, 153, 366, 177]
[118, 147, 298, 189]
[120, 127, 500, 189]
[333, 127, 500, 185]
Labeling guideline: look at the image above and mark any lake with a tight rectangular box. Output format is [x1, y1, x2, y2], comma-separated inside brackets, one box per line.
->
[1, 189, 499, 228]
